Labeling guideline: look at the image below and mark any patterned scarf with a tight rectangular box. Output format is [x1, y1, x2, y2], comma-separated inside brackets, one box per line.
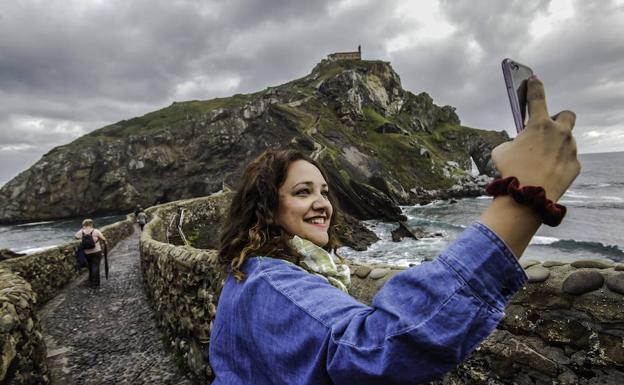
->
[288, 235, 351, 293]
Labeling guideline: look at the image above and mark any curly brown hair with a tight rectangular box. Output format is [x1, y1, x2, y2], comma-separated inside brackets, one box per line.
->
[218, 149, 341, 280]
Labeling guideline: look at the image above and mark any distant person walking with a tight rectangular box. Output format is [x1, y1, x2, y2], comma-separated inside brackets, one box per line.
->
[75, 219, 107, 288]
[137, 210, 148, 232]
[134, 204, 142, 217]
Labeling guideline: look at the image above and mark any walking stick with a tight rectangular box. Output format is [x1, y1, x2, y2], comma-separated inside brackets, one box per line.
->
[103, 241, 109, 280]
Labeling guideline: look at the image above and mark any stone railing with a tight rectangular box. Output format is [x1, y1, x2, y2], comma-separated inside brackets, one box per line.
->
[140, 193, 624, 384]
[0, 215, 135, 385]
[349, 259, 624, 385]
[140, 193, 231, 383]
[0, 268, 47, 385]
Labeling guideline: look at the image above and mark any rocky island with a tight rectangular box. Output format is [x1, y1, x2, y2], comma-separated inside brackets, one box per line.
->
[0, 58, 507, 229]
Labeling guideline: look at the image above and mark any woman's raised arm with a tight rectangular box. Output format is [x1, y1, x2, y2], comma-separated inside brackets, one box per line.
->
[480, 76, 581, 258]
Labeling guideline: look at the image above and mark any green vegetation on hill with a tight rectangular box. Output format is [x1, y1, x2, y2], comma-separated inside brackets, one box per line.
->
[70, 94, 253, 147]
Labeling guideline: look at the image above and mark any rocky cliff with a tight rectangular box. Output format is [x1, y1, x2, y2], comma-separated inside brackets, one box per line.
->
[0, 59, 508, 223]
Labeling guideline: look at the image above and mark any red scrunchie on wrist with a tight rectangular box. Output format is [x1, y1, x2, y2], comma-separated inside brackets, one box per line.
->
[485, 176, 566, 227]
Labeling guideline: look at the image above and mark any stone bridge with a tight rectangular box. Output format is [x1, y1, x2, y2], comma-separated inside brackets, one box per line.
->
[1, 192, 623, 384]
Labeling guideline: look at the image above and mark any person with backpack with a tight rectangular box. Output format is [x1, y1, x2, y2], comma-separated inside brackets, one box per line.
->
[75, 218, 107, 288]
[136, 210, 148, 232]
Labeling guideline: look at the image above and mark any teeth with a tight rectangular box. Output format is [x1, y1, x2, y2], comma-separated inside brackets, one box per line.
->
[306, 218, 325, 224]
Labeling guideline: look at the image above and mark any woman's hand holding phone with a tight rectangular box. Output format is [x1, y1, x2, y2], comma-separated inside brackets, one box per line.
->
[492, 76, 580, 202]
[502, 58, 533, 133]
[480, 76, 581, 258]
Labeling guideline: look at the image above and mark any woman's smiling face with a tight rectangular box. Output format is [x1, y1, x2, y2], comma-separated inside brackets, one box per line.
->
[277, 160, 333, 247]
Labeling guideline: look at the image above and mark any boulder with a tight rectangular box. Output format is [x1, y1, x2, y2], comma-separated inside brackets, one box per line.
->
[335, 213, 379, 251]
[390, 222, 429, 242]
[353, 266, 372, 279]
[0, 249, 26, 261]
[526, 265, 550, 283]
[606, 274, 624, 295]
[562, 271, 605, 295]
[369, 268, 390, 280]
[542, 260, 567, 268]
[570, 259, 614, 269]
[520, 259, 540, 269]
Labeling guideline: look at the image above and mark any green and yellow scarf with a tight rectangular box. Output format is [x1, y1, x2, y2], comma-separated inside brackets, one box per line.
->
[289, 235, 351, 293]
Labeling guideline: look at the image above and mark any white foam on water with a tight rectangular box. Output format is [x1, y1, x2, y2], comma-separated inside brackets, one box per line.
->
[419, 200, 449, 208]
[579, 183, 614, 188]
[98, 214, 118, 218]
[563, 190, 591, 199]
[16, 220, 56, 227]
[16, 245, 59, 254]
[561, 196, 623, 205]
[599, 195, 623, 202]
[558, 199, 585, 204]
[530, 236, 560, 245]
[349, 256, 421, 268]
[339, 230, 452, 266]
[476, 195, 492, 200]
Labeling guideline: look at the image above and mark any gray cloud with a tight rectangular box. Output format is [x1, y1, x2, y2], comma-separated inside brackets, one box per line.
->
[1, 0, 623, 185]
[391, 0, 624, 151]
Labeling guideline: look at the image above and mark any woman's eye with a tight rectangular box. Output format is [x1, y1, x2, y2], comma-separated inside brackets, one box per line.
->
[321, 190, 329, 197]
[296, 189, 310, 195]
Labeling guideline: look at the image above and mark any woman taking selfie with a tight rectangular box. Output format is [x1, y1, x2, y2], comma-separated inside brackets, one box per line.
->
[209, 77, 580, 384]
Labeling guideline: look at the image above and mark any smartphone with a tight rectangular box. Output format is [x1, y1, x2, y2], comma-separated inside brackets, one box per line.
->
[502, 58, 534, 133]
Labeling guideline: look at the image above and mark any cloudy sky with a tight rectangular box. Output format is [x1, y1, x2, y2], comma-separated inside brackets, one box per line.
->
[1, 0, 624, 186]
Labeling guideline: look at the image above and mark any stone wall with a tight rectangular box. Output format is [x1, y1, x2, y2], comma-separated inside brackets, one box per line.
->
[348, 260, 624, 385]
[139, 193, 231, 383]
[0, 269, 47, 385]
[140, 193, 624, 384]
[0, 216, 135, 385]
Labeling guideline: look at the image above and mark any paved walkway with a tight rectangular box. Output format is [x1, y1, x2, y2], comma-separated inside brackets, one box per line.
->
[40, 226, 193, 385]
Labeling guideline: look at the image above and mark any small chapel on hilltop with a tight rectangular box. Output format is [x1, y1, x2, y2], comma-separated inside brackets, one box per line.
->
[327, 45, 361, 61]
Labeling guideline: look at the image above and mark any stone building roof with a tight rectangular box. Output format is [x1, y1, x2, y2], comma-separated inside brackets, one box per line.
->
[327, 45, 361, 61]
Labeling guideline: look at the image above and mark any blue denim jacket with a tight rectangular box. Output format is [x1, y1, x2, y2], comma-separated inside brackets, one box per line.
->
[209, 223, 527, 384]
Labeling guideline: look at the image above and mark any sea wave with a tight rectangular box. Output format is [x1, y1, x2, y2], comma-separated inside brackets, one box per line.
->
[558, 199, 586, 204]
[575, 182, 624, 189]
[569, 202, 624, 209]
[403, 216, 467, 231]
[339, 234, 450, 265]
[403, 200, 447, 208]
[16, 220, 56, 227]
[564, 195, 623, 203]
[537, 239, 624, 260]
[600, 196, 624, 202]
[530, 236, 559, 245]
[16, 245, 59, 255]
[562, 190, 624, 204]
[564, 190, 591, 199]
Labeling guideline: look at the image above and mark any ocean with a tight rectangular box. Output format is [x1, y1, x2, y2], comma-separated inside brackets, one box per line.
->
[1, 152, 622, 265]
[0, 215, 127, 255]
[339, 151, 624, 266]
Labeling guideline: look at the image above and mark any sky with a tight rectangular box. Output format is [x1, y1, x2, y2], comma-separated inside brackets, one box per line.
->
[1, 0, 624, 186]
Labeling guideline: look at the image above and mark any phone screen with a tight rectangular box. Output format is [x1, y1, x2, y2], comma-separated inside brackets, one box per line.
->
[502, 59, 534, 133]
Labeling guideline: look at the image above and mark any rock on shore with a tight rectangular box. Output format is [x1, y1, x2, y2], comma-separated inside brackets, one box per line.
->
[0, 249, 25, 261]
